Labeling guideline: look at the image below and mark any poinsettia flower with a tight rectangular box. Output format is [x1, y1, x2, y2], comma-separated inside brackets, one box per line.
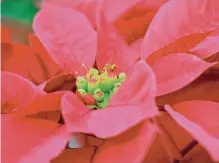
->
[34, 0, 219, 96]
[51, 60, 158, 163]
[33, 1, 144, 83]
[30, 2, 163, 162]
[33, 0, 160, 130]
[141, 0, 219, 96]
[4, 0, 218, 162]
[1, 26, 62, 85]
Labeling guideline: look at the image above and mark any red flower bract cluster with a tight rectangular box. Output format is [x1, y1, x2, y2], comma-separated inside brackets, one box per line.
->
[1, 0, 219, 163]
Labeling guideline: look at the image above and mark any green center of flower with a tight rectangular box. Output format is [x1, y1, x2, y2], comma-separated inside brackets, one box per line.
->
[76, 64, 126, 109]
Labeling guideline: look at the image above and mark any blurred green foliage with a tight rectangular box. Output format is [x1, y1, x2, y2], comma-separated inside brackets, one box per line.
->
[1, 0, 39, 24]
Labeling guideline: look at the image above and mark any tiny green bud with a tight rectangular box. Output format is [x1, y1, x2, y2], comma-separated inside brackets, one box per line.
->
[76, 76, 87, 90]
[88, 105, 98, 109]
[109, 77, 119, 89]
[89, 68, 99, 75]
[112, 82, 122, 94]
[97, 72, 111, 92]
[87, 78, 98, 94]
[94, 88, 104, 102]
[109, 90, 114, 98]
[78, 89, 87, 95]
[118, 72, 126, 82]
[86, 68, 99, 79]
[101, 92, 110, 108]
[99, 78, 111, 92]
[114, 82, 122, 88]
[97, 102, 105, 109]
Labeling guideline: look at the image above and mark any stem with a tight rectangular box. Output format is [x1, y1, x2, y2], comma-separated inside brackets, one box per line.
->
[181, 140, 198, 156]
[173, 140, 198, 163]
[58, 115, 65, 124]
[153, 117, 182, 161]
[158, 105, 166, 112]
[157, 106, 199, 163]
[91, 146, 98, 163]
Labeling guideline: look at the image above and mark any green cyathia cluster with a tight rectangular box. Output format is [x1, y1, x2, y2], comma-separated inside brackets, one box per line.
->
[76, 64, 126, 109]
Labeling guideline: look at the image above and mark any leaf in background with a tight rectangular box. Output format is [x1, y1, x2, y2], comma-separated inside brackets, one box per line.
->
[1, 0, 39, 24]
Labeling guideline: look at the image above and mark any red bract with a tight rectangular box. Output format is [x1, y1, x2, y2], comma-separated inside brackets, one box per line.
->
[150, 53, 216, 96]
[2, 25, 11, 44]
[141, 0, 219, 96]
[141, 0, 219, 62]
[1, 26, 62, 85]
[157, 74, 219, 105]
[164, 101, 219, 162]
[42, 0, 168, 44]
[1, 72, 71, 163]
[139, 0, 219, 161]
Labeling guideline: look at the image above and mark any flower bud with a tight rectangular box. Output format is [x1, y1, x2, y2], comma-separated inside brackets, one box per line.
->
[112, 82, 122, 94]
[76, 76, 87, 90]
[88, 68, 99, 75]
[86, 68, 99, 80]
[76, 89, 87, 104]
[77, 89, 87, 95]
[119, 72, 126, 82]
[87, 78, 98, 94]
[99, 76, 111, 93]
[94, 88, 104, 102]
